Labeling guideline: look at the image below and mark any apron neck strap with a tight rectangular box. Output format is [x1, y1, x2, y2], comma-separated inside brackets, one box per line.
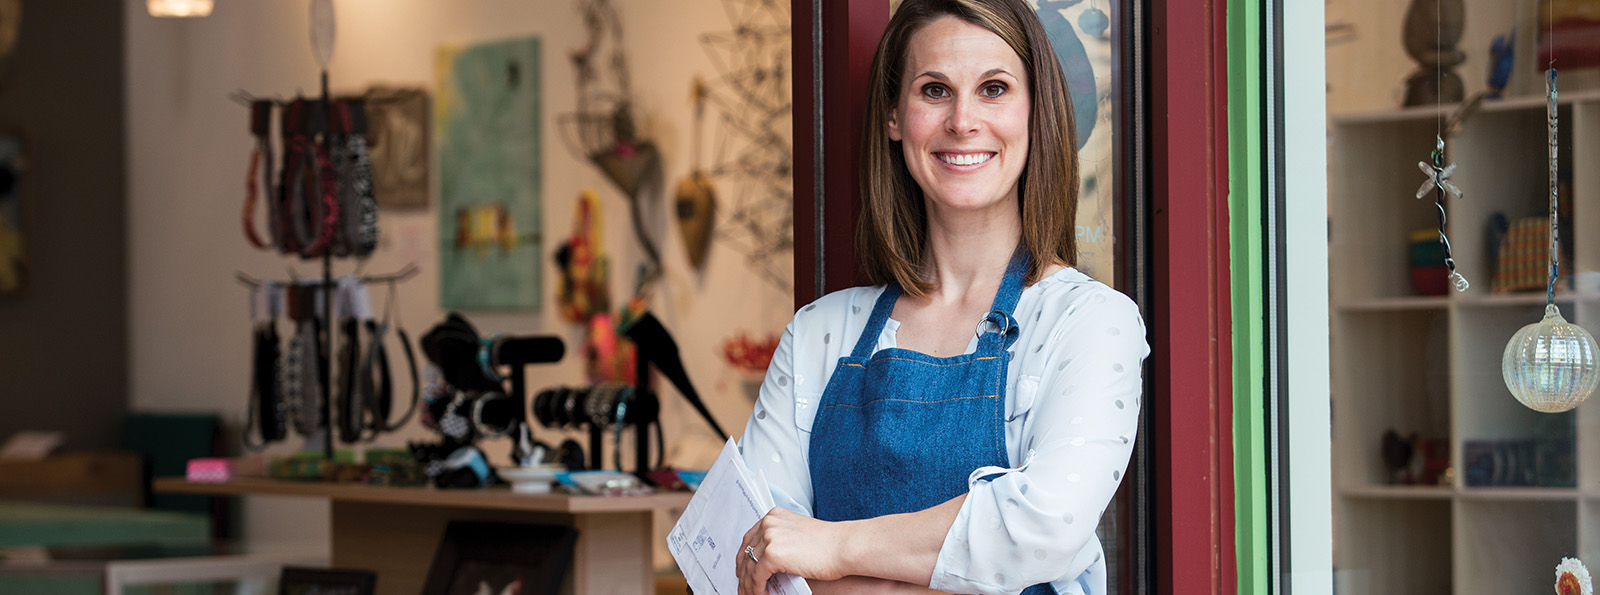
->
[851, 284, 902, 359]
[987, 247, 1030, 316]
[847, 247, 1031, 359]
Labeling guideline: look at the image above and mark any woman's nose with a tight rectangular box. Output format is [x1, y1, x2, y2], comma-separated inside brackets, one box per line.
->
[945, 97, 980, 136]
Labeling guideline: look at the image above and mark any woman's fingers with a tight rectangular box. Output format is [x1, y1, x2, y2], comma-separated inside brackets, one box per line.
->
[738, 507, 847, 595]
[739, 517, 768, 595]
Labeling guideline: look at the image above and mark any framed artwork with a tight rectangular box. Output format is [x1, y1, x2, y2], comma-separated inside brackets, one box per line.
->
[422, 521, 578, 595]
[278, 567, 377, 595]
[435, 36, 543, 310]
[365, 86, 431, 209]
[0, 134, 23, 294]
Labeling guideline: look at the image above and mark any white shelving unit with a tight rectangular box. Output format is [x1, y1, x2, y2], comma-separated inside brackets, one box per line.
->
[1330, 91, 1600, 595]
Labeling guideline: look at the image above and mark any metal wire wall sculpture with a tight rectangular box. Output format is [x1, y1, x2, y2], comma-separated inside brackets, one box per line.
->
[695, 0, 794, 291]
[561, 0, 666, 285]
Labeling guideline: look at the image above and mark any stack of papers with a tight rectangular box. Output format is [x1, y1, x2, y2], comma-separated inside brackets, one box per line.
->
[667, 439, 812, 595]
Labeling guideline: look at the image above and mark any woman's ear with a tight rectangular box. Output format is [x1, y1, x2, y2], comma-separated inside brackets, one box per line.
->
[886, 106, 902, 142]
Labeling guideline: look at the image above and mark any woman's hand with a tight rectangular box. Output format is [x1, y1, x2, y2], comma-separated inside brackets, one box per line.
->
[736, 507, 854, 595]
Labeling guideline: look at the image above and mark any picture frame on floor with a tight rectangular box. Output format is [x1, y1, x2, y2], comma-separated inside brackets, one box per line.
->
[422, 521, 578, 595]
[279, 566, 377, 595]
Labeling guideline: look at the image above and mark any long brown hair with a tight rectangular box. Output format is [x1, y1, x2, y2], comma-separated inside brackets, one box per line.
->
[857, 0, 1080, 297]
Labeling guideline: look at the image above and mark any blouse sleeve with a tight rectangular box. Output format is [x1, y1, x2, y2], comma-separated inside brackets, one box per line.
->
[737, 318, 817, 516]
[930, 286, 1150, 594]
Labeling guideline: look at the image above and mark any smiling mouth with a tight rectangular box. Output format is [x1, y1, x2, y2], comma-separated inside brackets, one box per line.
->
[936, 152, 994, 166]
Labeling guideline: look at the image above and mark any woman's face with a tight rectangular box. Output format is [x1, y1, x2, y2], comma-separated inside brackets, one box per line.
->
[888, 16, 1030, 218]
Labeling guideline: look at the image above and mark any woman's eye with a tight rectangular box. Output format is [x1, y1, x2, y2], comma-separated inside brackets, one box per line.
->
[922, 84, 950, 99]
[981, 83, 1007, 98]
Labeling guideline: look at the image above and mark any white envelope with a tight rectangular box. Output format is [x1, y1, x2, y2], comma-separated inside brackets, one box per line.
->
[668, 438, 812, 595]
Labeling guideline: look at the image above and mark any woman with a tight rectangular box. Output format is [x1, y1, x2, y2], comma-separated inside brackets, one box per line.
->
[736, 0, 1147, 594]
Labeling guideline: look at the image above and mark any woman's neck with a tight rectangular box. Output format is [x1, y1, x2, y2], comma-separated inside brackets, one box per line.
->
[922, 203, 1022, 304]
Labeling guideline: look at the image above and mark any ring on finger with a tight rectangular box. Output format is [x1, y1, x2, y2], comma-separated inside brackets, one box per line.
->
[744, 545, 759, 563]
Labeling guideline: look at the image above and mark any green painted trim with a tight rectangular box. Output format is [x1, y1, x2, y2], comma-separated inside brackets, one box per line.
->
[1227, 0, 1270, 593]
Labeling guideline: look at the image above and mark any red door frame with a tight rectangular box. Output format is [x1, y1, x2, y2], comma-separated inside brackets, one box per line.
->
[791, 1, 1234, 594]
[1150, 0, 1235, 593]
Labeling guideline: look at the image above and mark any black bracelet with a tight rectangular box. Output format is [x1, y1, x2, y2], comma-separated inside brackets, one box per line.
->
[562, 387, 583, 428]
[472, 391, 514, 439]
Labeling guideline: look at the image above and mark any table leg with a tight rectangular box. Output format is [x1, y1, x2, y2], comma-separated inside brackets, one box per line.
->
[571, 511, 655, 595]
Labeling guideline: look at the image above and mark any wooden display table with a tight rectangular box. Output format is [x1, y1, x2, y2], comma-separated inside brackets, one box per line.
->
[155, 477, 690, 595]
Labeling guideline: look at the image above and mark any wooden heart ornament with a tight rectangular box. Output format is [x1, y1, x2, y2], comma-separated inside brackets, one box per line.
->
[673, 171, 716, 270]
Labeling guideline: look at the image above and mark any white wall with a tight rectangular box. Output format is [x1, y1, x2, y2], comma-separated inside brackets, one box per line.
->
[126, 0, 792, 556]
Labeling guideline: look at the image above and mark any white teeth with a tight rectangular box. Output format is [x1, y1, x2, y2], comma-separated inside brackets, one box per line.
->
[939, 153, 992, 166]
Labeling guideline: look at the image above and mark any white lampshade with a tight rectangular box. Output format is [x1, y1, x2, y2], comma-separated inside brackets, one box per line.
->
[147, 0, 212, 18]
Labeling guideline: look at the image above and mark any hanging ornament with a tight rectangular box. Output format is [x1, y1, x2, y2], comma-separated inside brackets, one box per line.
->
[1414, 135, 1469, 292]
[556, 190, 610, 324]
[1501, 69, 1599, 414]
[674, 79, 717, 271]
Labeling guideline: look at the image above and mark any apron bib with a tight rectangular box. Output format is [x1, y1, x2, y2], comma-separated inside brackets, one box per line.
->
[808, 251, 1056, 595]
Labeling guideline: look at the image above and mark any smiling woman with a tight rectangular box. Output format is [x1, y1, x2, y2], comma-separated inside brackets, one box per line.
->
[735, 1, 1145, 594]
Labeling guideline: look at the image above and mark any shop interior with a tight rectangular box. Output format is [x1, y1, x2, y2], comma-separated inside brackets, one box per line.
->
[1, 0, 809, 593]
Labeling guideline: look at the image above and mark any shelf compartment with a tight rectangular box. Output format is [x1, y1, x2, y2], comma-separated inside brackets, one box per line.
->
[1334, 499, 1451, 595]
[1454, 500, 1577, 595]
[1446, 106, 1573, 299]
[1333, 309, 1451, 488]
[1452, 306, 1572, 451]
[1329, 118, 1450, 303]
[1570, 103, 1600, 280]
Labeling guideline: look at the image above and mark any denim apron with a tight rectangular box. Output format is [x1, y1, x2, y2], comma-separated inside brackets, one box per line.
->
[808, 251, 1056, 595]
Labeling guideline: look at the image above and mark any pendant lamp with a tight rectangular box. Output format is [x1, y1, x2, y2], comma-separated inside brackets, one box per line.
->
[147, 0, 212, 18]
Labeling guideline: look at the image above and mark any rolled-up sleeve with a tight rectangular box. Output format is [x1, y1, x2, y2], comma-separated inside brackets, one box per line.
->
[931, 287, 1149, 594]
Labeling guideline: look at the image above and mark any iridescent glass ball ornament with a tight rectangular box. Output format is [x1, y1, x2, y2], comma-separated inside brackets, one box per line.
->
[1502, 304, 1600, 413]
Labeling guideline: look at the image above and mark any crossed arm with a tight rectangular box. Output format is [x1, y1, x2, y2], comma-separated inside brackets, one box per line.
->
[735, 495, 965, 595]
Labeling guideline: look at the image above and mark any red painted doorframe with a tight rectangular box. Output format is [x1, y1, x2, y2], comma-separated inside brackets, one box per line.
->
[791, 1, 1235, 594]
[1150, 0, 1235, 594]
[793, 0, 887, 305]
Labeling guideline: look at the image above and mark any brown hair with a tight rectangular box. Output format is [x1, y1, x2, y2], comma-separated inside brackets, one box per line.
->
[857, 0, 1079, 297]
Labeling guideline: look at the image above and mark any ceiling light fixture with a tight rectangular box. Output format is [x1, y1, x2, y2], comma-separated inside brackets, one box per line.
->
[147, 0, 212, 18]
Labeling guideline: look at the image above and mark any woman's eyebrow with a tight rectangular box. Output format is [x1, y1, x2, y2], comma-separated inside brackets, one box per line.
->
[912, 68, 1016, 82]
